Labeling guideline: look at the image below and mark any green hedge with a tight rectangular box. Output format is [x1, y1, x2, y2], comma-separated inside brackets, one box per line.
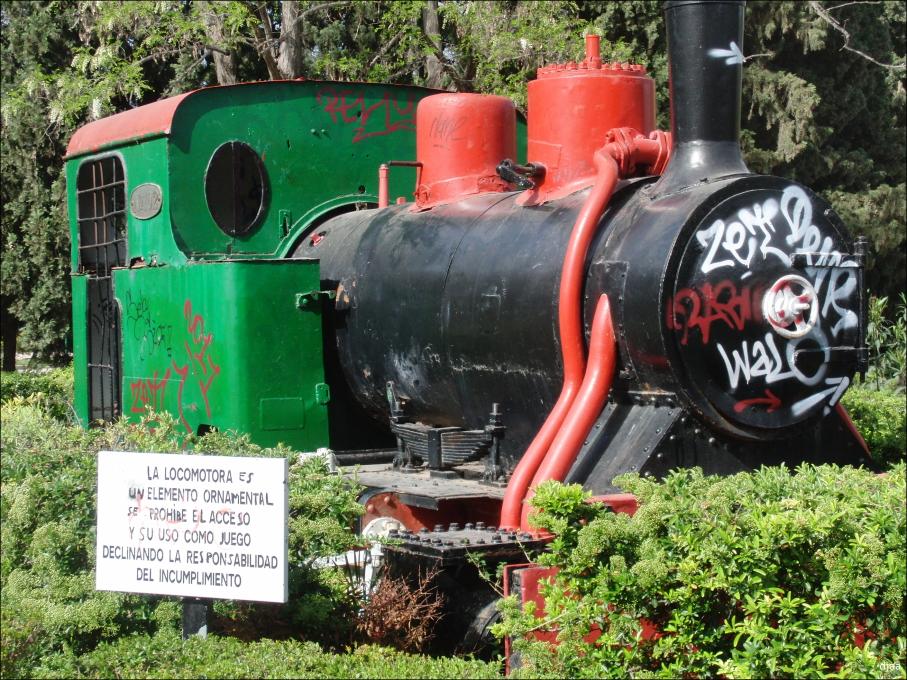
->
[0, 367, 74, 421]
[841, 383, 906, 469]
[0, 396, 365, 678]
[32, 630, 499, 679]
[497, 465, 906, 679]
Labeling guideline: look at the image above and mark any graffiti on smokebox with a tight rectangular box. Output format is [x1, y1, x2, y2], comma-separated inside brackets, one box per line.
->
[670, 185, 859, 419]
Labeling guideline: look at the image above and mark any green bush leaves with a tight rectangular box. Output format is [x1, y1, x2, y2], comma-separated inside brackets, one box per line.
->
[498, 465, 906, 679]
[0, 381, 366, 677]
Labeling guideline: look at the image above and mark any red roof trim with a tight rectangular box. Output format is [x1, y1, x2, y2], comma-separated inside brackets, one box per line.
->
[64, 80, 441, 159]
[65, 93, 192, 159]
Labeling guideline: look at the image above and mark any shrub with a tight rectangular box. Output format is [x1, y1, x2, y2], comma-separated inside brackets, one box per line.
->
[841, 383, 906, 469]
[864, 294, 906, 391]
[496, 465, 906, 679]
[32, 628, 501, 679]
[0, 366, 74, 421]
[357, 566, 445, 652]
[1, 399, 365, 678]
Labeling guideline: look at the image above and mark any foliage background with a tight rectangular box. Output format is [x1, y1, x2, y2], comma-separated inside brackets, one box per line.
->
[1, 0, 905, 367]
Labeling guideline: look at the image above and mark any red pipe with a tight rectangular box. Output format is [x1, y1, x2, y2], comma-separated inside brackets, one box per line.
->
[499, 129, 670, 530]
[499, 148, 620, 529]
[522, 294, 617, 529]
[585, 34, 602, 68]
[835, 403, 871, 457]
[378, 164, 389, 208]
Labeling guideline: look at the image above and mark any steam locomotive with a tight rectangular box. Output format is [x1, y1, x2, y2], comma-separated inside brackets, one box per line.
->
[67, 0, 870, 651]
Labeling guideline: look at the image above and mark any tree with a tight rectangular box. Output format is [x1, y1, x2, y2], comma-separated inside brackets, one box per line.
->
[741, 0, 906, 303]
[1, 1, 903, 370]
[1, 2, 82, 368]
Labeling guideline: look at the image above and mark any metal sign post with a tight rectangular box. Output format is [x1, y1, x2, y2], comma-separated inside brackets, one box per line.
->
[182, 598, 209, 639]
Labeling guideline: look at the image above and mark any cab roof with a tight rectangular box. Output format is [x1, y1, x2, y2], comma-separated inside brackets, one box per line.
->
[65, 80, 315, 159]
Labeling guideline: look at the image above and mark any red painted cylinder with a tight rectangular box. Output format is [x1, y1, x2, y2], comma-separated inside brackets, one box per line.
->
[415, 93, 516, 209]
[523, 41, 656, 204]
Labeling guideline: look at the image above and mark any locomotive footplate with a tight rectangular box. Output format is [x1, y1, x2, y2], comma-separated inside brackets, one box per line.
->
[383, 524, 547, 567]
[350, 462, 505, 510]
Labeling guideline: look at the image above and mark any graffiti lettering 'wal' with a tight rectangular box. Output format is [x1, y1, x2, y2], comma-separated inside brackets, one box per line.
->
[668, 280, 764, 345]
[717, 331, 830, 391]
[170, 300, 222, 433]
[316, 87, 416, 143]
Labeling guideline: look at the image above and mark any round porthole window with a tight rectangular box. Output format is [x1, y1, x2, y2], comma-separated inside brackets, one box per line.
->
[205, 141, 269, 236]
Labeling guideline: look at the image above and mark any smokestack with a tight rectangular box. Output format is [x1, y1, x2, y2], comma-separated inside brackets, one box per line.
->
[658, 0, 748, 192]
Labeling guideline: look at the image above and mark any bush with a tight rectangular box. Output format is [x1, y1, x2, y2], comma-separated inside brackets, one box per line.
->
[0, 366, 74, 421]
[864, 294, 906, 391]
[1, 398, 365, 678]
[32, 629, 501, 679]
[841, 383, 907, 469]
[496, 465, 906, 679]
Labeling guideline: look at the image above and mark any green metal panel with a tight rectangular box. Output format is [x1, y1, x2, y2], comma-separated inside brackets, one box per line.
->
[168, 81, 436, 258]
[118, 138, 187, 267]
[71, 274, 90, 427]
[113, 259, 328, 450]
[66, 162, 80, 272]
[64, 140, 187, 271]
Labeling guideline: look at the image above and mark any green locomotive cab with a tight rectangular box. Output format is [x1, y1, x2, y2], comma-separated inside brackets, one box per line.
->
[66, 80, 438, 448]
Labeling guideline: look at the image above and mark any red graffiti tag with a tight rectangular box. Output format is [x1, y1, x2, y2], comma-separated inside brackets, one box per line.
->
[668, 281, 765, 345]
[129, 369, 171, 414]
[316, 87, 416, 143]
[733, 389, 782, 413]
[171, 300, 221, 433]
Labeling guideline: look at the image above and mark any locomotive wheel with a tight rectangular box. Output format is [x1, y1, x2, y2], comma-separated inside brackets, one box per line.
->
[459, 597, 504, 660]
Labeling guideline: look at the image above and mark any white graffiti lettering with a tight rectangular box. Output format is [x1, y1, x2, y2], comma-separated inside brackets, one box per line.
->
[717, 331, 829, 390]
[695, 186, 854, 274]
[717, 332, 795, 390]
[708, 42, 744, 65]
[689, 184, 861, 418]
[790, 376, 849, 416]
[694, 185, 858, 344]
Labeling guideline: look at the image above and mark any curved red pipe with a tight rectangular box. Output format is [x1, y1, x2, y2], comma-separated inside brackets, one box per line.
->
[498, 129, 670, 530]
[499, 149, 620, 529]
[521, 294, 617, 529]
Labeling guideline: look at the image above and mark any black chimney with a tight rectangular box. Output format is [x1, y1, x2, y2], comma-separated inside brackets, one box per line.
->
[657, 0, 749, 192]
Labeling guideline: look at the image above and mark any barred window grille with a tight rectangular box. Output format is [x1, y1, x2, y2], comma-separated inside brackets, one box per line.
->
[76, 156, 126, 422]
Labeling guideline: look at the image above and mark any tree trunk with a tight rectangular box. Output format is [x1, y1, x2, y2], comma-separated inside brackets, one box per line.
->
[1, 301, 18, 372]
[422, 0, 443, 89]
[278, 0, 305, 79]
[200, 2, 238, 85]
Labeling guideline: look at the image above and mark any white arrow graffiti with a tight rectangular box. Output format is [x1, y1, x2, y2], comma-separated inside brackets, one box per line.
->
[790, 376, 850, 417]
[708, 41, 744, 65]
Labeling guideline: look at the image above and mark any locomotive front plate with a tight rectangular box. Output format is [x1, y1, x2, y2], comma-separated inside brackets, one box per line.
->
[669, 180, 863, 430]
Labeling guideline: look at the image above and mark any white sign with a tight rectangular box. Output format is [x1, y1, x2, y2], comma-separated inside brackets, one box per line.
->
[96, 451, 288, 603]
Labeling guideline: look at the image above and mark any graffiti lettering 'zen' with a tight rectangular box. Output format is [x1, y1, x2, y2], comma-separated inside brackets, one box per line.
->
[316, 87, 416, 143]
[668, 281, 763, 345]
[170, 300, 221, 433]
[695, 186, 856, 275]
